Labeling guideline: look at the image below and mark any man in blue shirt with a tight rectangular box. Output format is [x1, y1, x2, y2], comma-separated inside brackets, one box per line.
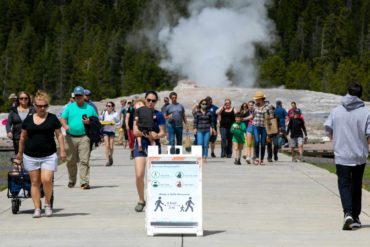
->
[61, 86, 98, 190]
[83, 89, 98, 115]
[165, 92, 188, 146]
[274, 100, 288, 129]
[206, 96, 218, 157]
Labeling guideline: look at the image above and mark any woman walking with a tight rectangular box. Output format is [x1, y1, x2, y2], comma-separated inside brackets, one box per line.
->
[133, 91, 166, 212]
[193, 99, 216, 162]
[252, 91, 273, 165]
[16, 90, 66, 218]
[216, 99, 237, 158]
[6, 91, 34, 154]
[100, 101, 120, 166]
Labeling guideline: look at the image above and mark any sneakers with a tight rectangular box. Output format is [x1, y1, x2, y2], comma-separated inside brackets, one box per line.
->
[81, 183, 90, 190]
[135, 201, 146, 212]
[233, 159, 241, 165]
[267, 158, 273, 162]
[246, 157, 251, 164]
[109, 155, 113, 165]
[33, 208, 41, 218]
[343, 213, 353, 230]
[351, 217, 362, 228]
[211, 152, 216, 158]
[67, 182, 75, 188]
[44, 204, 52, 217]
[299, 156, 305, 162]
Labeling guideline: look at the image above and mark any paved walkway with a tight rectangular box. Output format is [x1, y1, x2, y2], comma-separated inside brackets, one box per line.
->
[1, 145, 370, 247]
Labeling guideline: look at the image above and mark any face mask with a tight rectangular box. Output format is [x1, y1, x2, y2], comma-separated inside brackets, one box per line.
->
[201, 104, 207, 110]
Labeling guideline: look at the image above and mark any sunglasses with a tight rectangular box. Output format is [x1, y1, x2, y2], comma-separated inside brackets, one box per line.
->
[35, 104, 49, 109]
[106, 105, 112, 107]
[75, 94, 83, 97]
[19, 97, 29, 100]
[201, 103, 207, 106]
[146, 98, 157, 103]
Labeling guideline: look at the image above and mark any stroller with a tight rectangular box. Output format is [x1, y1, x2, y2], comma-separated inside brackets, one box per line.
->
[7, 158, 54, 214]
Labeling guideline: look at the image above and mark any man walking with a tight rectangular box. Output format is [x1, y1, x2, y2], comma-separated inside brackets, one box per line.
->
[61, 86, 98, 190]
[325, 82, 370, 230]
[165, 92, 188, 146]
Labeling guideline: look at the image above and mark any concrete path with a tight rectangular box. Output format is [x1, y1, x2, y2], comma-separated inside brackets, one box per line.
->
[1, 145, 370, 247]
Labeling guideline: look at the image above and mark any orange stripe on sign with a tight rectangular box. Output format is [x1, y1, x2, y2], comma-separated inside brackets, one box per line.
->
[172, 157, 186, 161]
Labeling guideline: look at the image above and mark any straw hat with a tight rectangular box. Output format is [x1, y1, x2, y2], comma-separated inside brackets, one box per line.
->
[253, 91, 266, 100]
[8, 93, 17, 100]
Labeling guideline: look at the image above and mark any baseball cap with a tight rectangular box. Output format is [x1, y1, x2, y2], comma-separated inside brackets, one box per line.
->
[73, 86, 85, 95]
[84, 89, 91, 96]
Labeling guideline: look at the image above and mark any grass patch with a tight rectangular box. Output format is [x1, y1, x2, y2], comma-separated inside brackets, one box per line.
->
[311, 162, 370, 192]
[0, 170, 7, 191]
[0, 184, 6, 191]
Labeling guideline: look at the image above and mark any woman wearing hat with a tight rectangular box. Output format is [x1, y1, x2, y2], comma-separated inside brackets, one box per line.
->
[252, 91, 273, 165]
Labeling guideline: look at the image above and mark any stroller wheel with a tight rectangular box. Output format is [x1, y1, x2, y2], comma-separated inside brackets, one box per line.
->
[11, 199, 20, 214]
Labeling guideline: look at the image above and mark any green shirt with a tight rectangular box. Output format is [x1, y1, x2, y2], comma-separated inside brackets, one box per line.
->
[61, 102, 98, 136]
[230, 122, 246, 144]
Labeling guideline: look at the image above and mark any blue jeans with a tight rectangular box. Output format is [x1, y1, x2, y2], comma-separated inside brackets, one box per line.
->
[253, 126, 267, 160]
[196, 131, 210, 158]
[167, 124, 183, 146]
[336, 164, 365, 217]
[220, 127, 232, 157]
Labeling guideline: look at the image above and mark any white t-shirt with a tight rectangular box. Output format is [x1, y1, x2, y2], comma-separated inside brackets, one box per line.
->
[101, 111, 120, 133]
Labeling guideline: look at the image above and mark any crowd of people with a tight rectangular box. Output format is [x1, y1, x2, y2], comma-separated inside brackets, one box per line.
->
[5, 83, 369, 232]
[4, 87, 310, 216]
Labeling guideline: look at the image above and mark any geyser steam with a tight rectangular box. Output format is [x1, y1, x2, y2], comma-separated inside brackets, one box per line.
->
[154, 0, 274, 87]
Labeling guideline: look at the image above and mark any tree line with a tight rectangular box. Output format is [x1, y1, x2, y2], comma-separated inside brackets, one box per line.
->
[0, 0, 369, 112]
[260, 0, 370, 100]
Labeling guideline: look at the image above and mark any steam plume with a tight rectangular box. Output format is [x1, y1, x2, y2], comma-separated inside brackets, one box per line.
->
[144, 0, 275, 87]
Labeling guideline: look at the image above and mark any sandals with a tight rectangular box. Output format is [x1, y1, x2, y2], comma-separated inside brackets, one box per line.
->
[254, 159, 260, 165]
[135, 201, 146, 212]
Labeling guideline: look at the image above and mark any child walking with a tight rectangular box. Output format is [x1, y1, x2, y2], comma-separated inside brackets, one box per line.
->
[230, 112, 247, 165]
[287, 109, 307, 162]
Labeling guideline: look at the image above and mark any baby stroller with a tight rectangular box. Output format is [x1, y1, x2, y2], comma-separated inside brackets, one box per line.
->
[7, 158, 54, 214]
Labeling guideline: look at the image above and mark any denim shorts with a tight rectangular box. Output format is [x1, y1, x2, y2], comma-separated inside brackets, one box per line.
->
[290, 137, 303, 148]
[102, 131, 115, 137]
[23, 153, 58, 172]
[246, 125, 255, 134]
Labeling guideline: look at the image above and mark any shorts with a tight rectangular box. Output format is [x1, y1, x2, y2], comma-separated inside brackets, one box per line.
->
[23, 153, 58, 172]
[289, 137, 303, 148]
[102, 131, 115, 137]
[209, 131, 217, 143]
[133, 138, 161, 158]
[246, 125, 254, 134]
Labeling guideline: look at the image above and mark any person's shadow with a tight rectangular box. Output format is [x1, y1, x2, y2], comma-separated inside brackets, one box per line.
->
[21, 208, 90, 217]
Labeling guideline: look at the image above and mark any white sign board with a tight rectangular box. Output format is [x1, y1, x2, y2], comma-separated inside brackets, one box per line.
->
[146, 145, 203, 236]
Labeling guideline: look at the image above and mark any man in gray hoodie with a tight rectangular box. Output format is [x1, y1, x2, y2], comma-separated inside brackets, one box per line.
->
[325, 82, 370, 230]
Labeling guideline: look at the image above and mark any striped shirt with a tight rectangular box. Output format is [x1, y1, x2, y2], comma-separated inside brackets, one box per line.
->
[193, 110, 215, 132]
[253, 103, 273, 127]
